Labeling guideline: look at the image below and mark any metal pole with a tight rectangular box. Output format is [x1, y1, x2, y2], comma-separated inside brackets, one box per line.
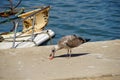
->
[12, 20, 19, 48]
[31, 15, 36, 41]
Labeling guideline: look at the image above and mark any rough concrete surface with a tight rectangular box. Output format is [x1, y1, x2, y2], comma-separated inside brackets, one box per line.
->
[0, 40, 120, 80]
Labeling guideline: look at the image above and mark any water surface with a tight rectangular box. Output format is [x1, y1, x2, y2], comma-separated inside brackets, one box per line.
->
[0, 0, 120, 45]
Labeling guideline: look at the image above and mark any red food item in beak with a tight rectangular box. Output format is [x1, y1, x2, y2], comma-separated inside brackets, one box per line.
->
[49, 56, 54, 60]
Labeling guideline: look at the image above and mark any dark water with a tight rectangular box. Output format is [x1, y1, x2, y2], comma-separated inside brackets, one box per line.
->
[0, 0, 120, 45]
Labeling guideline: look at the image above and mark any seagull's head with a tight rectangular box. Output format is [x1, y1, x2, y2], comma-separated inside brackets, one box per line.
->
[49, 47, 56, 60]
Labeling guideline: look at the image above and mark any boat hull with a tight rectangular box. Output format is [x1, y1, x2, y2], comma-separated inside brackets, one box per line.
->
[0, 29, 55, 49]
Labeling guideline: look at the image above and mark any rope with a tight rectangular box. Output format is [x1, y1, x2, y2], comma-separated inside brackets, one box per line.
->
[44, 30, 53, 45]
[0, 8, 24, 24]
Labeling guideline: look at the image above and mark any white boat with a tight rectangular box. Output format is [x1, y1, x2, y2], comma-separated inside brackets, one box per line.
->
[0, 6, 55, 49]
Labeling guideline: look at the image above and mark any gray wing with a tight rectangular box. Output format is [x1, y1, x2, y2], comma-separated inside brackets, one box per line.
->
[58, 35, 84, 48]
[66, 36, 84, 48]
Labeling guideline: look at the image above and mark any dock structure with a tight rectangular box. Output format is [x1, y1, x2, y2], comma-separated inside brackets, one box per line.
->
[0, 40, 120, 80]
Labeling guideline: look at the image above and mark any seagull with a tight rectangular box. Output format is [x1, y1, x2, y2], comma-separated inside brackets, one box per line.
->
[49, 34, 90, 60]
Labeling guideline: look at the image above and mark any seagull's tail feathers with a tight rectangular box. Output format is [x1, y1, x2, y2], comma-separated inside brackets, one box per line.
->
[85, 38, 91, 42]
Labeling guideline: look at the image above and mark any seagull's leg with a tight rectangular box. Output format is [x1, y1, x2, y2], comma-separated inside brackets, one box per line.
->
[67, 49, 71, 58]
[69, 49, 72, 57]
[67, 49, 69, 57]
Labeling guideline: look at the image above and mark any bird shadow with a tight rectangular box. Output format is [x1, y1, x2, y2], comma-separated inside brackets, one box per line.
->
[54, 53, 90, 58]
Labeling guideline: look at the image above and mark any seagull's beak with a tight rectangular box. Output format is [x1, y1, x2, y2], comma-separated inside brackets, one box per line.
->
[49, 54, 54, 60]
[49, 50, 55, 60]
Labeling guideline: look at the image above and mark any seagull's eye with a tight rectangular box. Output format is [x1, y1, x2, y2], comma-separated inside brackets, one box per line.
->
[52, 49, 55, 52]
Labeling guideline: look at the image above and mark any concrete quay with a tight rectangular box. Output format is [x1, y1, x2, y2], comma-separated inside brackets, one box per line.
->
[0, 40, 120, 80]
